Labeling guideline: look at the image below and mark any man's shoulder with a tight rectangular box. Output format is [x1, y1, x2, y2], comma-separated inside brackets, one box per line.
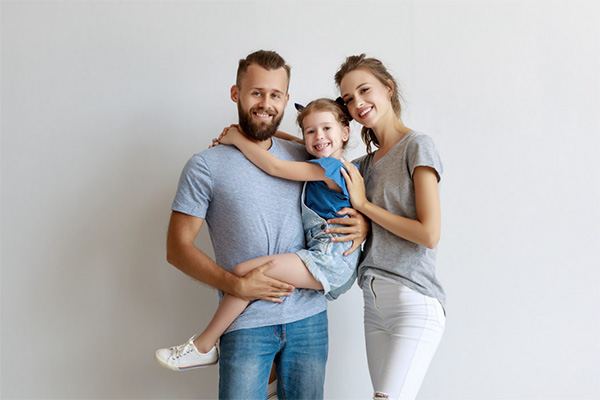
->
[272, 137, 309, 161]
[191, 144, 242, 164]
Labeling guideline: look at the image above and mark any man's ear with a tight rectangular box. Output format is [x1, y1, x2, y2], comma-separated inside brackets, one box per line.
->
[230, 85, 239, 103]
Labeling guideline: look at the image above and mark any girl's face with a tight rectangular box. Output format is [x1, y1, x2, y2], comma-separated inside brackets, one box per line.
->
[339, 69, 394, 129]
[302, 111, 349, 159]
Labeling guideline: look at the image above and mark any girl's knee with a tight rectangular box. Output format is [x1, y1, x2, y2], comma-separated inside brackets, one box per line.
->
[232, 263, 246, 276]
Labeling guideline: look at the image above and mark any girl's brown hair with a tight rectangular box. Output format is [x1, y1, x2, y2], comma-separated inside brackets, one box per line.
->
[334, 54, 402, 154]
[296, 98, 351, 148]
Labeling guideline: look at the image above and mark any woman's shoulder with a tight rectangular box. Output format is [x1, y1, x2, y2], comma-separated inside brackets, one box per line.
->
[406, 131, 436, 147]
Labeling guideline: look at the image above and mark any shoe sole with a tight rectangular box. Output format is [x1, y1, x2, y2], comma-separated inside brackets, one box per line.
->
[155, 352, 218, 372]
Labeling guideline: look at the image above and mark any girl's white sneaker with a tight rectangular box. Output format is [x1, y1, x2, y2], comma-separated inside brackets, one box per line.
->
[155, 337, 218, 371]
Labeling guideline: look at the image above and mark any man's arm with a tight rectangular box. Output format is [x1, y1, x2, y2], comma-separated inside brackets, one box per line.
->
[166, 211, 294, 302]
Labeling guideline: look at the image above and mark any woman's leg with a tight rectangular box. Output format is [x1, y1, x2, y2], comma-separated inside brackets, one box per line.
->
[194, 253, 322, 352]
[363, 277, 445, 400]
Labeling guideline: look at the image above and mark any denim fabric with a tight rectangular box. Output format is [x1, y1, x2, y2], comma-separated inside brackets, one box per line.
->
[296, 183, 359, 301]
[218, 311, 328, 400]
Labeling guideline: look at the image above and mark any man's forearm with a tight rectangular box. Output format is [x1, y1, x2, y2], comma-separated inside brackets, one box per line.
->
[166, 242, 238, 295]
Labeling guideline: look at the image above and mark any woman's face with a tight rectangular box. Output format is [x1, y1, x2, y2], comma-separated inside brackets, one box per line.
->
[339, 69, 393, 129]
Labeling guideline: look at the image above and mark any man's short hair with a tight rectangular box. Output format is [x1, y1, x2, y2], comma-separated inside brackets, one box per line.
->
[236, 50, 291, 89]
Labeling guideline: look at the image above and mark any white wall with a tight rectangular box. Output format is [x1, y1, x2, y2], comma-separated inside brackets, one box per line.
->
[2, 1, 599, 399]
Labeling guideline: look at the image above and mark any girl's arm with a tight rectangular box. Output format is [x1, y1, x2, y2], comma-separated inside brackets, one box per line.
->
[274, 130, 304, 145]
[219, 125, 325, 182]
[341, 161, 441, 249]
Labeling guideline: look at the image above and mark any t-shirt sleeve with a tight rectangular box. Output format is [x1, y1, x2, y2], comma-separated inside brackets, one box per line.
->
[307, 157, 349, 198]
[406, 134, 443, 182]
[171, 154, 213, 218]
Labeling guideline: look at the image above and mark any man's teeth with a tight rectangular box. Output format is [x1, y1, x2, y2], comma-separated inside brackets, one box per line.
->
[254, 112, 272, 118]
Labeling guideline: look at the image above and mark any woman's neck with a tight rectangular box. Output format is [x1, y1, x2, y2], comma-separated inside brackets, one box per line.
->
[371, 116, 411, 159]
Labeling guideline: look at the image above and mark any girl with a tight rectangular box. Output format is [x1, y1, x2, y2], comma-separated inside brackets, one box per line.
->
[155, 98, 361, 371]
[334, 54, 446, 400]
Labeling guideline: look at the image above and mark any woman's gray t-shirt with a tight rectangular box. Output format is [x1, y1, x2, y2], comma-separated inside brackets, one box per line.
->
[356, 131, 446, 307]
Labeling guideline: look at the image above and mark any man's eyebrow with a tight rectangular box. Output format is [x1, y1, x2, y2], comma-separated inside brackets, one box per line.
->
[250, 87, 285, 95]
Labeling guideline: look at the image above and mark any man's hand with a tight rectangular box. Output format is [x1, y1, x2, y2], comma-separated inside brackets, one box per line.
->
[326, 207, 370, 256]
[231, 261, 295, 303]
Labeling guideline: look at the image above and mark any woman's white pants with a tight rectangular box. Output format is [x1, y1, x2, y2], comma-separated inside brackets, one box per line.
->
[362, 276, 446, 400]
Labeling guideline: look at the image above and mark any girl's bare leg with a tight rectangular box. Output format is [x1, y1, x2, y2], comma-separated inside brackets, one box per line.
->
[193, 253, 322, 352]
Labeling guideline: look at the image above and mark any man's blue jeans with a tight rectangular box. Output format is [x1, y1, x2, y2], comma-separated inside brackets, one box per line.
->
[219, 310, 328, 400]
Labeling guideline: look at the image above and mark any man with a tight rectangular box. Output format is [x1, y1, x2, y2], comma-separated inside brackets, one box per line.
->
[165, 50, 367, 399]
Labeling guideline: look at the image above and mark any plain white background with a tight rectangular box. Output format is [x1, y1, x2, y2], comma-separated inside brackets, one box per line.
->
[2, 1, 599, 399]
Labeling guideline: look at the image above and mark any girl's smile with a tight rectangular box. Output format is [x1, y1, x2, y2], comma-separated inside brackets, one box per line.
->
[302, 111, 350, 159]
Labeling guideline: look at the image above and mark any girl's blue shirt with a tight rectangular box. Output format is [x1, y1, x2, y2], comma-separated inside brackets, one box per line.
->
[304, 157, 352, 219]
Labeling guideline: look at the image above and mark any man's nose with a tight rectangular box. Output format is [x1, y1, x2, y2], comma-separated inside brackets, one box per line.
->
[258, 95, 271, 109]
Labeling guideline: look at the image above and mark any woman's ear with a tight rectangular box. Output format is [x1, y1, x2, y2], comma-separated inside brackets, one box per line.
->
[385, 79, 394, 97]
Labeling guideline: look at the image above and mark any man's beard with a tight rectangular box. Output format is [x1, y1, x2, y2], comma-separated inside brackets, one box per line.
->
[237, 102, 284, 141]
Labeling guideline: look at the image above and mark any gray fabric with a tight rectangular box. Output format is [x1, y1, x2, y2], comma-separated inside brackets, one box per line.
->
[355, 131, 446, 307]
[172, 138, 327, 332]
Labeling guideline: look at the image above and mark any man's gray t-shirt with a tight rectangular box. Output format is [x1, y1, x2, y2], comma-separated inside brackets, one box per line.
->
[172, 138, 327, 332]
[356, 131, 446, 307]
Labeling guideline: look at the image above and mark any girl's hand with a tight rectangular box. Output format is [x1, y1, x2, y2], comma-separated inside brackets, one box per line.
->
[340, 160, 368, 212]
[218, 124, 243, 146]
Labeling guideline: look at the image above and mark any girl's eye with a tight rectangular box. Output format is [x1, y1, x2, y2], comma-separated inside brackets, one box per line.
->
[360, 87, 370, 94]
[345, 97, 354, 104]
[324, 126, 331, 131]
[305, 130, 314, 135]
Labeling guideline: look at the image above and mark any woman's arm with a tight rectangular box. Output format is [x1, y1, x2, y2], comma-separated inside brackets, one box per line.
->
[219, 125, 325, 182]
[341, 161, 441, 249]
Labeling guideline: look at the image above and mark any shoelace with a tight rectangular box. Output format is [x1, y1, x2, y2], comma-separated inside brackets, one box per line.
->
[170, 340, 194, 359]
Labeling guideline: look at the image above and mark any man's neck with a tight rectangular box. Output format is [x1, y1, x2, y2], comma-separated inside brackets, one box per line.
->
[246, 135, 273, 150]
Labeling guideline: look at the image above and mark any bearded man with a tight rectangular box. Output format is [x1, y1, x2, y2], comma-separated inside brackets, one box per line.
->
[163, 50, 367, 399]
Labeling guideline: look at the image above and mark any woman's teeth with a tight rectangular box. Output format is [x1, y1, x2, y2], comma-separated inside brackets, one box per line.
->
[359, 106, 373, 118]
